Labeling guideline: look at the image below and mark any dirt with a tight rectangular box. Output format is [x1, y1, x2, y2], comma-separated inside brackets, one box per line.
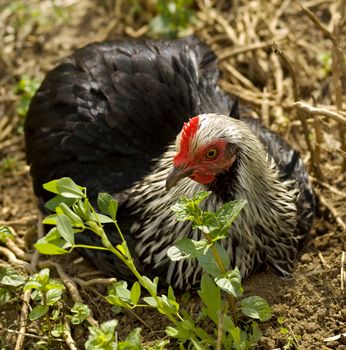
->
[0, 0, 345, 349]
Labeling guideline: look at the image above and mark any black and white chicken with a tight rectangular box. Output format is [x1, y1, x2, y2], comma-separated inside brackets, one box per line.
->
[25, 36, 315, 288]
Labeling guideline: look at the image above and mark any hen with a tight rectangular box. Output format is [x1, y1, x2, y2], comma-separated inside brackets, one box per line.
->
[25, 36, 314, 288]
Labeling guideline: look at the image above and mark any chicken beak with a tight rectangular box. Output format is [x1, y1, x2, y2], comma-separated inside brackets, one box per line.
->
[165, 167, 192, 191]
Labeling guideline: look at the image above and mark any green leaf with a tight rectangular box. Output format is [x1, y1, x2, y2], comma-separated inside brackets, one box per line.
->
[116, 285, 131, 304]
[45, 195, 77, 212]
[58, 202, 84, 226]
[0, 267, 25, 287]
[248, 321, 263, 345]
[57, 177, 85, 198]
[166, 245, 189, 261]
[23, 280, 42, 291]
[97, 193, 118, 221]
[85, 319, 117, 350]
[0, 287, 11, 305]
[165, 326, 179, 337]
[157, 295, 179, 315]
[122, 327, 142, 349]
[26, 268, 50, 289]
[171, 191, 210, 222]
[34, 242, 68, 255]
[43, 177, 85, 198]
[240, 296, 272, 321]
[90, 213, 114, 224]
[29, 304, 49, 321]
[277, 316, 286, 325]
[56, 214, 75, 245]
[73, 200, 91, 221]
[46, 280, 65, 290]
[51, 323, 65, 337]
[196, 243, 230, 275]
[229, 326, 242, 349]
[181, 319, 194, 330]
[143, 296, 158, 308]
[280, 327, 289, 335]
[108, 200, 118, 222]
[215, 243, 230, 271]
[106, 281, 132, 308]
[51, 308, 60, 321]
[42, 214, 58, 226]
[70, 302, 90, 325]
[198, 274, 222, 323]
[140, 276, 157, 295]
[116, 242, 128, 257]
[130, 282, 141, 305]
[167, 286, 176, 302]
[167, 238, 208, 261]
[42, 179, 58, 195]
[215, 199, 247, 230]
[0, 226, 14, 243]
[46, 288, 63, 305]
[44, 227, 62, 241]
[197, 249, 220, 277]
[214, 268, 243, 298]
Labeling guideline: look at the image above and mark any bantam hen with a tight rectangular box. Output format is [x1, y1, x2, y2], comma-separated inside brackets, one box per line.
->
[25, 36, 315, 288]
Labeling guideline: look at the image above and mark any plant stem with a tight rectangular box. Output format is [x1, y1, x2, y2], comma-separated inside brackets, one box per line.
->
[72, 244, 110, 251]
[205, 233, 238, 323]
[42, 292, 51, 335]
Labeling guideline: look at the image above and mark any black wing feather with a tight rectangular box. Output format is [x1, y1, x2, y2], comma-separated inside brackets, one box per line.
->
[25, 36, 236, 199]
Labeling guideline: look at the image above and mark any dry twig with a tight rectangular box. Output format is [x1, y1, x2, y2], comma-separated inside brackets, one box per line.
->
[14, 290, 31, 350]
[294, 102, 346, 125]
[341, 251, 345, 291]
[73, 277, 117, 287]
[318, 252, 330, 269]
[310, 176, 346, 199]
[63, 319, 78, 350]
[0, 247, 33, 273]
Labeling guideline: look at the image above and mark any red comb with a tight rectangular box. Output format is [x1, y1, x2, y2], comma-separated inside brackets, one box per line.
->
[174, 116, 199, 166]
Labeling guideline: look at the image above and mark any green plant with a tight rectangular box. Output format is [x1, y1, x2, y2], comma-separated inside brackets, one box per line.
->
[85, 319, 141, 350]
[14, 75, 40, 118]
[149, 0, 196, 38]
[278, 317, 301, 350]
[0, 267, 26, 306]
[23, 268, 65, 333]
[36, 177, 271, 349]
[0, 226, 15, 243]
[13, 75, 40, 133]
[6, 0, 70, 31]
[1, 157, 18, 173]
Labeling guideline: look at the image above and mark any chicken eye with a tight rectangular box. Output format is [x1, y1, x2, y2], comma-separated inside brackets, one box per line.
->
[206, 148, 218, 159]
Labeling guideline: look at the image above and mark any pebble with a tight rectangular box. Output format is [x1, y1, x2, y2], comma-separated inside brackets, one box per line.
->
[300, 253, 312, 263]
[305, 322, 319, 333]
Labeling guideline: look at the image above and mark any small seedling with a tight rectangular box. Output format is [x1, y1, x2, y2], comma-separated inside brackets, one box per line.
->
[14, 76, 40, 118]
[0, 226, 15, 243]
[23, 268, 65, 333]
[278, 317, 301, 350]
[85, 319, 142, 350]
[149, 0, 196, 38]
[1, 158, 18, 173]
[0, 267, 26, 306]
[69, 302, 91, 325]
